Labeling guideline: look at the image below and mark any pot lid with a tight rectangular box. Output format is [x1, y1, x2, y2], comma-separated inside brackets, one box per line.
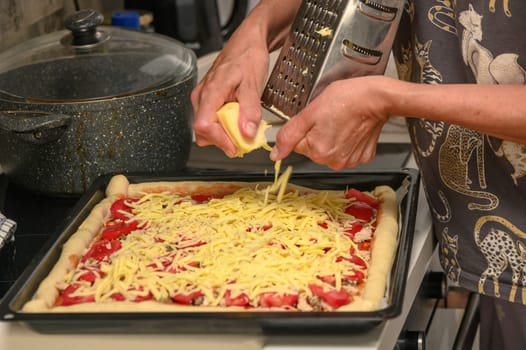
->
[0, 9, 196, 102]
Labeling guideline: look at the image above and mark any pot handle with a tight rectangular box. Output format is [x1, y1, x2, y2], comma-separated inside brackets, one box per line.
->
[0, 111, 72, 144]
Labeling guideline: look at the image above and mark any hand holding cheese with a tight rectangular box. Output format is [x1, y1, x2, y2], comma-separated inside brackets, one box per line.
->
[216, 102, 272, 158]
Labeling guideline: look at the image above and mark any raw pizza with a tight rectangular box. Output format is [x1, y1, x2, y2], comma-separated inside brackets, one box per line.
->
[22, 174, 399, 313]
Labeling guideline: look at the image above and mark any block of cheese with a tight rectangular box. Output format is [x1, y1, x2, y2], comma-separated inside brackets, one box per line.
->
[216, 102, 271, 157]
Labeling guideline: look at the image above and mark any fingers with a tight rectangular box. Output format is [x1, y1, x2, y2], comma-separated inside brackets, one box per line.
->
[270, 114, 313, 161]
[320, 124, 382, 170]
[191, 48, 269, 157]
[340, 126, 382, 169]
[270, 113, 384, 170]
[237, 83, 264, 139]
[191, 68, 243, 156]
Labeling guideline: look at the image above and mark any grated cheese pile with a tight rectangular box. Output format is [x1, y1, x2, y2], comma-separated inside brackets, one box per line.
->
[63, 177, 376, 308]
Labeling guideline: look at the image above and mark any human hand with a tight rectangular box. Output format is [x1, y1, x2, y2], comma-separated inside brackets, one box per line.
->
[191, 33, 270, 157]
[270, 75, 397, 170]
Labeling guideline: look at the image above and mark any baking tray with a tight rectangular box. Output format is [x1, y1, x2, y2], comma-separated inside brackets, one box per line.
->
[0, 169, 419, 335]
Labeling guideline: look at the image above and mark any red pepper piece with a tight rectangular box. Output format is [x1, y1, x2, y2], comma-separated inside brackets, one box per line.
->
[318, 275, 336, 285]
[259, 292, 299, 308]
[336, 254, 367, 269]
[132, 289, 154, 302]
[349, 254, 367, 269]
[110, 198, 138, 220]
[111, 292, 126, 301]
[77, 269, 105, 284]
[308, 284, 352, 309]
[172, 290, 204, 305]
[110, 288, 154, 302]
[178, 240, 207, 249]
[101, 219, 139, 240]
[268, 239, 286, 249]
[246, 224, 273, 232]
[343, 222, 364, 239]
[59, 284, 96, 306]
[344, 188, 380, 208]
[148, 256, 174, 271]
[82, 239, 122, 262]
[224, 290, 250, 307]
[358, 241, 371, 251]
[345, 201, 374, 222]
[191, 194, 225, 202]
[344, 269, 366, 281]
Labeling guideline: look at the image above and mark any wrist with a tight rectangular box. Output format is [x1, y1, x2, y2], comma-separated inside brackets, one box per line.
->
[244, 0, 301, 51]
[384, 79, 419, 118]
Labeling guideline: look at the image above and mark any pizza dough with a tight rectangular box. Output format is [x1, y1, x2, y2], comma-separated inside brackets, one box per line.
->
[22, 175, 399, 313]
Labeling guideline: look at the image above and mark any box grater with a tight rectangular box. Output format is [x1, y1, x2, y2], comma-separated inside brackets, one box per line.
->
[261, 0, 405, 120]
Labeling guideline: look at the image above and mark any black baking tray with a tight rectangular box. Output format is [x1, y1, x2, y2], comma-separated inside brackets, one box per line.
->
[0, 169, 419, 334]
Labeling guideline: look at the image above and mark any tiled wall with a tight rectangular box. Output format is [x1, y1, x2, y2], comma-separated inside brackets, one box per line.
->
[0, 0, 123, 52]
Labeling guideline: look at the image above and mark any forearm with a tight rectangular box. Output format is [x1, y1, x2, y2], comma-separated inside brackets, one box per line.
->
[235, 0, 302, 52]
[391, 82, 526, 144]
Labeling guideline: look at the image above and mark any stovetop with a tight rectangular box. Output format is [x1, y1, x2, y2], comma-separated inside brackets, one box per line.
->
[0, 175, 79, 298]
[0, 143, 412, 300]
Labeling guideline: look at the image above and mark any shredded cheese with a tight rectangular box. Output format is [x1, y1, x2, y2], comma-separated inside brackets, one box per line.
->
[315, 27, 333, 37]
[59, 101, 383, 310]
[65, 180, 377, 309]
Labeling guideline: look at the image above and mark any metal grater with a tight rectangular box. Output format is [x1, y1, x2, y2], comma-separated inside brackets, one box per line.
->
[261, 0, 405, 120]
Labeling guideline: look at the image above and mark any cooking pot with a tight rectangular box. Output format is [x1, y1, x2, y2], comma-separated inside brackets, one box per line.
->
[0, 9, 197, 196]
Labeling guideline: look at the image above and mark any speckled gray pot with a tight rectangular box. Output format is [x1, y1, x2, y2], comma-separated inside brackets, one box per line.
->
[0, 73, 196, 196]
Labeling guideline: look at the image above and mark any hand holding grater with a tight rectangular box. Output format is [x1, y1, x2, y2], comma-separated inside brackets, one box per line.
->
[261, 0, 405, 120]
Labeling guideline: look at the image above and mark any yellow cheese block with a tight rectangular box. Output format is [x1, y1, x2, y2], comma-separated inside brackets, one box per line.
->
[216, 102, 271, 158]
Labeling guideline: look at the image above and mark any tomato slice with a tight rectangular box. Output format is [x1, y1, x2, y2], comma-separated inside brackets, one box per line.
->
[110, 198, 138, 220]
[343, 222, 364, 239]
[172, 290, 204, 305]
[82, 239, 122, 262]
[77, 269, 105, 284]
[110, 292, 125, 301]
[101, 219, 139, 240]
[247, 224, 273, 232]
[308, 284, 352, 309]
[268, 239, 286, 249]
[133, 289, 154, 302]
[191, 194, 225, 202]
[178, 240, 207, 249]
[336, 254, 368, 269]
[345, 201, 374, 222]
[59, 284, 95, 306]
[344, 269, 365, 282]
[259, 292, 299, 308]
[148, 256, 174, 271]
[358, 241, 371, 251]
[224, 290, 250, 307]
[345, 188, 380, 208]
[110, 288, 154, 302]
[318, 275, 336, 285]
